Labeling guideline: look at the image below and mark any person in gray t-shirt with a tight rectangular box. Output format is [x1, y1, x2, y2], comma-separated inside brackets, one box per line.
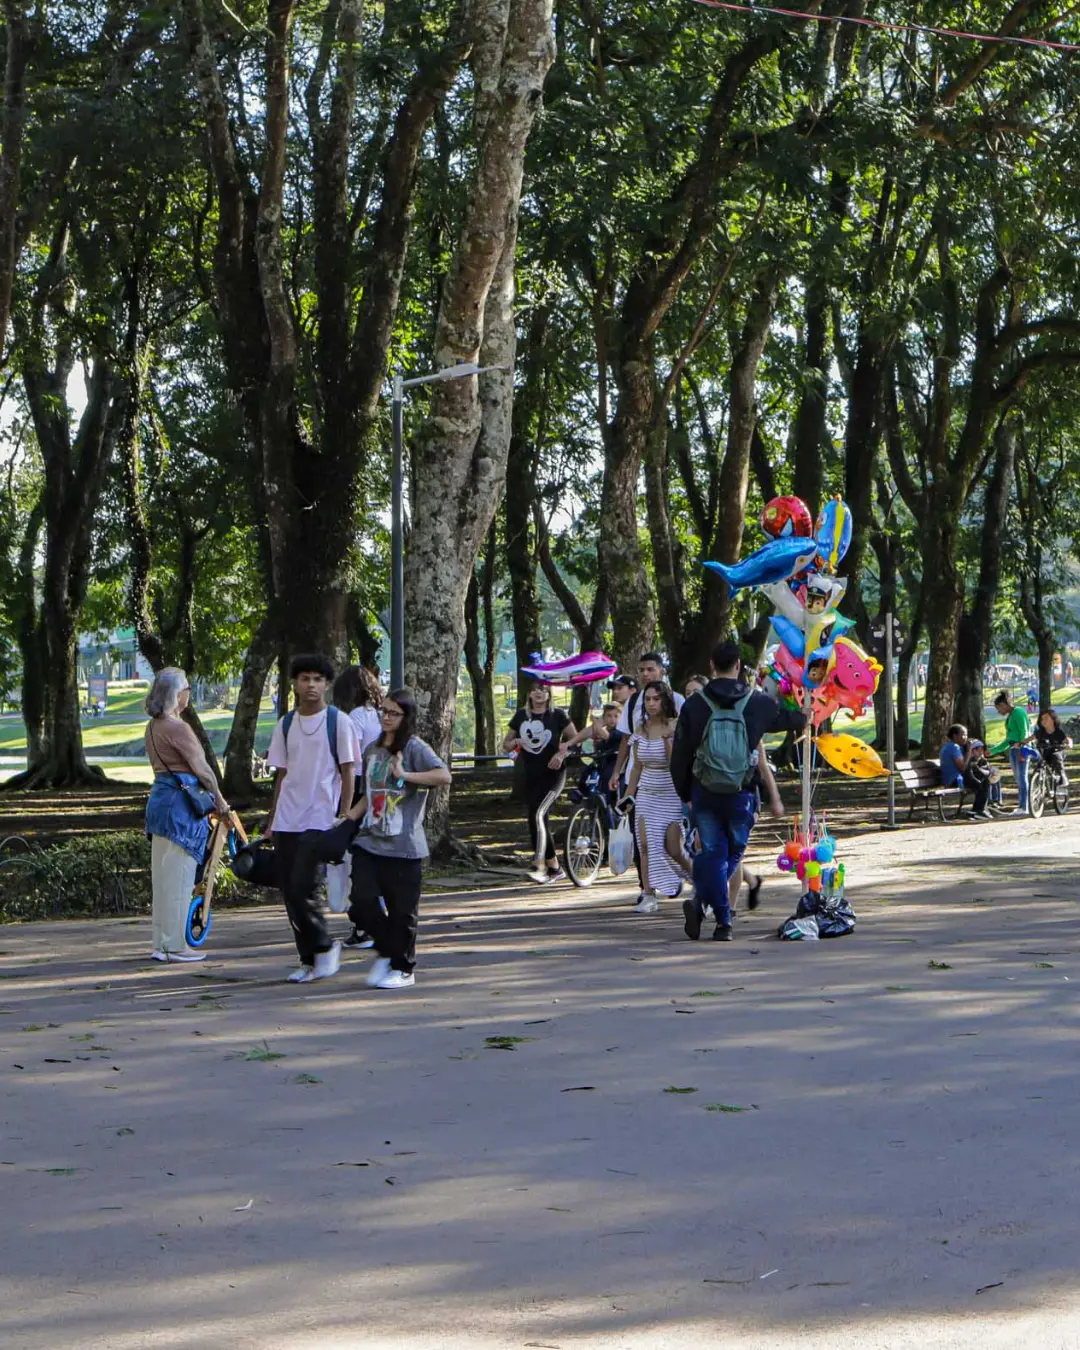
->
[345, 688, 451, 990]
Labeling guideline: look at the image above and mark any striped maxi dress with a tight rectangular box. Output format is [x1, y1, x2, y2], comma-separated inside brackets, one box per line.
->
[631, 732, 684, 897]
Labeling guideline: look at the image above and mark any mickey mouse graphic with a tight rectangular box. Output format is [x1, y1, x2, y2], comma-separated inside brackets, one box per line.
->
[504, 682, 572, 770]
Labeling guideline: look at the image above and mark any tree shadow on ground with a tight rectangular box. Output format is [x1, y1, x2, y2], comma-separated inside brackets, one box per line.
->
[3, 831, 1080, 1348]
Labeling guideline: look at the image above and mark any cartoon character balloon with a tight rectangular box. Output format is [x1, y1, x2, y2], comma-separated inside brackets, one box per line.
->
[761, 495, 814, 540]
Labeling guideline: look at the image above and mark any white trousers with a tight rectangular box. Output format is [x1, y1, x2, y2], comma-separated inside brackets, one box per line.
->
[151, 834, 198, 954]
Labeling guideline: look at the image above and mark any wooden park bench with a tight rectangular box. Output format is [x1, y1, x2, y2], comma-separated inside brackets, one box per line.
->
[895, 758, 967, 821]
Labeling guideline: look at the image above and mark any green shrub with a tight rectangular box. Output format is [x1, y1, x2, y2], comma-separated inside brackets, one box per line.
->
[0, 831, 151, 922]
[0, 829, 269, 922]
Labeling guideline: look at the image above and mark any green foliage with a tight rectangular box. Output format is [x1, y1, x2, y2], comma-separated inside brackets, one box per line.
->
[0, 832, 151, 921]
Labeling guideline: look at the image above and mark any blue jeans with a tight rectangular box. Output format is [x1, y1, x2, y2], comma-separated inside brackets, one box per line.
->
[1009, 747, 1029, 811]
[690, 785, 758, 928]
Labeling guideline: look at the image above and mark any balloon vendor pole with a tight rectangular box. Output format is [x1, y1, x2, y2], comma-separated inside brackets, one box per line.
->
[800, 684, 813, 828]
[884, 610, 897, 829]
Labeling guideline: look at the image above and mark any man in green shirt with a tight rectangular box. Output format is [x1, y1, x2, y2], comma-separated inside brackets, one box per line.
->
[990, 690, 1031, 816]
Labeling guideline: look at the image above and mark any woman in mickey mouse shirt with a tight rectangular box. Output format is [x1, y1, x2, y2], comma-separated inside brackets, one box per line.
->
[503, 682, 578, 883]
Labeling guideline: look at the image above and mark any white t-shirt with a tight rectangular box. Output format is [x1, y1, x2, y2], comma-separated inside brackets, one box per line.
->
[348, 706, 382, 759]
[268, 708, 358, 833]
[616, 688, 685, 778]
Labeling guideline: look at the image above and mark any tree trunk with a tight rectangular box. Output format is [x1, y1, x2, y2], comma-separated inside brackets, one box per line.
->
[12, 494, 43, 764]
[838, 340, 884, 608]
[691, 274, 776, 672]
[1036, 632, 1054, 714]
[919, 483, 966, 756]
[600, 327, 657, 669]
[954, 418, 1016, 738]
[790, 279, 828, 519]
[7, 248, 117, 789]
[222, 613, 277, 799]
[0, 1, 30, 366]
[463, 524, 499, 760]
[504, 304, 548, 705]
[405, 0, 554, 848]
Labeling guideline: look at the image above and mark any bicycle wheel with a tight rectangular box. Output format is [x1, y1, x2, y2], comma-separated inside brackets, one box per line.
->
[564, 805, 605, 887]
[1027, 768, 1046, 819]
[186, 896, 213, 947]
[1054, 776, 1070, 815]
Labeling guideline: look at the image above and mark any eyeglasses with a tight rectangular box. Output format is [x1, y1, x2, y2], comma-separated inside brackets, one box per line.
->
[381, 709, 403, 719]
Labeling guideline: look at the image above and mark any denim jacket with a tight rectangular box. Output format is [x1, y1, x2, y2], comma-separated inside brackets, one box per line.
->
[146, 772, 211, 862]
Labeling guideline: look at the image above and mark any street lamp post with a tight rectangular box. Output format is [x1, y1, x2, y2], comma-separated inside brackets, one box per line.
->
[389, 361, 510, 690]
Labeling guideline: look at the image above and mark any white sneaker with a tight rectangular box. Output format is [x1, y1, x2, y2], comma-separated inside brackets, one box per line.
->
[374, 968, 415, 990]
[1010, 808, 1027, 817]
[974, 810, 994, 821]
[541, 868, 567, 885]
[287, 965, 315, 983]
[366, 956, 392, 988]
[150, 949, 206, 963]
[634, 894, 660, 914]
[312, 941, 342, 980]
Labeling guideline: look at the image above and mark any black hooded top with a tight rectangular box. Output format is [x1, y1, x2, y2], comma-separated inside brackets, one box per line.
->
[669, 676, 806, 802]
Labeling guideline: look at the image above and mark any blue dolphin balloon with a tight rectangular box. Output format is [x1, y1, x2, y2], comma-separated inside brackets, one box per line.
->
[704, 537, 819, 596]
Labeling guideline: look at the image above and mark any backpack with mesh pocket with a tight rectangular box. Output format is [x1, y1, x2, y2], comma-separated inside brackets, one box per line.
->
[693, 691, 753, 794]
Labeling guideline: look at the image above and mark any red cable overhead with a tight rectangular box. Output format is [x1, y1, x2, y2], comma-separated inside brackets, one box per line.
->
[689, 0, 1080, 54]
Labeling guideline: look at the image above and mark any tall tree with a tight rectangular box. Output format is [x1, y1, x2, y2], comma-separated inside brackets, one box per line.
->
[405, 0, 554, 840]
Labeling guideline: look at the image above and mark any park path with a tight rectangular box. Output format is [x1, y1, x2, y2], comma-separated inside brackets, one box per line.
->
[2, 814, 1080, 1349]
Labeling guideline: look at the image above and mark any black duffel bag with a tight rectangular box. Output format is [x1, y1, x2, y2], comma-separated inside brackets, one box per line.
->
[231, 839, 278, 888]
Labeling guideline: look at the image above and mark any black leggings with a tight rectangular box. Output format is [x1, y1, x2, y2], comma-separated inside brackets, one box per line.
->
[525, 770, 566, 865]
[348, 848, 423, 973]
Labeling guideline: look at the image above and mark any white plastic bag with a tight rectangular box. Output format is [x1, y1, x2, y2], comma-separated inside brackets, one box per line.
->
[326, 856, 352, 914]
[608, 813, 635, 876]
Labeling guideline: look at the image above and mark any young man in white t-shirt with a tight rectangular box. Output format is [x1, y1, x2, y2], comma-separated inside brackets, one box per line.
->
[266, 654, 359, 983]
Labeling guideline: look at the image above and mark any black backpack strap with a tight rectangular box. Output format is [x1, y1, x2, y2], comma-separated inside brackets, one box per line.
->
[281, 709, 295, 762]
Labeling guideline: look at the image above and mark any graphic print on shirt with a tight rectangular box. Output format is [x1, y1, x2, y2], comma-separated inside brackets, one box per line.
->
[364, 750, 405, 837]
[518, 716, 553, 756]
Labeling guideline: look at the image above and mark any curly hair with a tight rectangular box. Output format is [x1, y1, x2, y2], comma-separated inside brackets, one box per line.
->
[332, 664, 383, 713]
[641, 680, 677, 724]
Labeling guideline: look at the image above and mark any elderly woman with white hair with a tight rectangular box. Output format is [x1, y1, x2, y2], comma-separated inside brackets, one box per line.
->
[144, 668, 229, 962]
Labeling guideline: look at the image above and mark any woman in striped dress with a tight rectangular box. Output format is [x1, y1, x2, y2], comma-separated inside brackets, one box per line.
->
[626, 681, 684, 913]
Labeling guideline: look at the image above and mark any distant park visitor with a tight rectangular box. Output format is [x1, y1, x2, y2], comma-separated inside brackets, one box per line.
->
[144, 667, 229, 963]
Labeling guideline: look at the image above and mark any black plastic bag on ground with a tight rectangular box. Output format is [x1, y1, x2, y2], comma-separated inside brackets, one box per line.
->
[778, 890, 856, 940]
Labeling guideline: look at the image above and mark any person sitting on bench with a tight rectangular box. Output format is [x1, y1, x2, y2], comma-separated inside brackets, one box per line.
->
[939, 724, 991, 821]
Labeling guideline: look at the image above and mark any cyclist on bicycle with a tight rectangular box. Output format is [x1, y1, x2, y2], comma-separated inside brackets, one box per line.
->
[1034, 708, 1072, 783]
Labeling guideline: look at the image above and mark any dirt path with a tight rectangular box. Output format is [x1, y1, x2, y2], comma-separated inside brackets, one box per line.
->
[2, 813, 1080, 1348]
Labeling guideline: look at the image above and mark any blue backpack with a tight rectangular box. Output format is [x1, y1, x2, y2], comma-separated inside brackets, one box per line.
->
[282, 705, 341, 766]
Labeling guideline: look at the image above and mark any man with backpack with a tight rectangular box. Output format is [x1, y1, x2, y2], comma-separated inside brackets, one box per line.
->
[265, 654, 359, 982]
[670, 640, 804, 941]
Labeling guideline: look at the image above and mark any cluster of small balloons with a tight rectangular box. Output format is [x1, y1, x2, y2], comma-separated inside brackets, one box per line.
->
[777, 836, 845, 894]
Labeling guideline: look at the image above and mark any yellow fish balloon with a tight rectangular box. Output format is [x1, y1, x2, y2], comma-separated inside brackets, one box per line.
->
[815, 732, 889, 779]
